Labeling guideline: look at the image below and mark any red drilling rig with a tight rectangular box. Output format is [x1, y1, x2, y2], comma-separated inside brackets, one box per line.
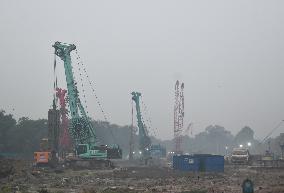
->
[56, 88, 72, 157]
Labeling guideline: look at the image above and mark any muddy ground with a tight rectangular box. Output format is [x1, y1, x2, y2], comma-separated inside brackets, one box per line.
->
[1, 158, 284, 193]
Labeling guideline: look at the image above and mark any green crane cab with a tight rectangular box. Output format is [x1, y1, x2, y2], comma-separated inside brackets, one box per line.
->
[76, 144, 122, 159]
[76, 144, 107, 159]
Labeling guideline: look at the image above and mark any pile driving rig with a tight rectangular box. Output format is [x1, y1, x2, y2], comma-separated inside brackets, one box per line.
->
[131, 92, 166, 164]
[53, 42, 121, 168]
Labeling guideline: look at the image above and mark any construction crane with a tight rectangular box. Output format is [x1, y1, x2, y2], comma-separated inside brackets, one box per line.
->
[259, 120, 284, 160]
[173, 80, 184, 154]
[184, 122, 193, 136]
[53, 41, 120, 167]
[131, 92, 151, 161]
[131, 91, 166, 164]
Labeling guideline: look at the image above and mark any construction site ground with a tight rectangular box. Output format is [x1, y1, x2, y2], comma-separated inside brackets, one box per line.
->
[1, 158, 284, 193]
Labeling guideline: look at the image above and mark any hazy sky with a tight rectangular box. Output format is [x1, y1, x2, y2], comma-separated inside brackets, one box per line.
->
[1, 0, 284, 140]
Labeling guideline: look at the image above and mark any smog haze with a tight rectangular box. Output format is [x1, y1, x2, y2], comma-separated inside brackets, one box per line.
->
[1, 0, 284, 140]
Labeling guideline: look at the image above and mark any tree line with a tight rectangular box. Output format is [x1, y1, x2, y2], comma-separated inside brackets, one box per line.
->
[0, 110, 283, 159]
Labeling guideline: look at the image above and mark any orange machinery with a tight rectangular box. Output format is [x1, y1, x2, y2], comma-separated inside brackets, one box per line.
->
[34, 138, 51, 166]
[34, 152, 51, 165]
[34, 104, 60, 166]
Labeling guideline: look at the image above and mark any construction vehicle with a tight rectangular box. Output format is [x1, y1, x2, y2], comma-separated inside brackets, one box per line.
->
[256, 121, 284, 164]
[150, 144, 166, 157]
[34, 138, 51, 166]
[98, 144, 122, 159]
[34, 139, 58, 167]
[53, 41, 121, 168]
[262, 150, 273, 161]
[131, 91, 166, 164]
[231, 148, 250, 164]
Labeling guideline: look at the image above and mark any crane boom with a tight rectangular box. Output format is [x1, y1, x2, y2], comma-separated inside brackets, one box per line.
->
[53, 42, 96, 147]
[50, 42, 123, 169]
[131, 92, 151, 158]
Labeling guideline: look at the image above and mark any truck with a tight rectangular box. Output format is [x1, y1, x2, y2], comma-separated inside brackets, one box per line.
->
[231, 148, 250, 164]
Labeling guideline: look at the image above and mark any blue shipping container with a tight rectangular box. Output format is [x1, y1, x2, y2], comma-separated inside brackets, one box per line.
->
[173, 154, 224, 172]
[173, 155, 199, 171]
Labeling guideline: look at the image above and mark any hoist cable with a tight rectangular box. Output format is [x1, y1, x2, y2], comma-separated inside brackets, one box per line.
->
[74, 56, 89, 115]
[74, 50, 117, 143]
[139, 97, 150, 134]
[141, 97, 157, 137]
[74, 50, 108, 122]
[262, 120, 284, 143]
[53, 54, 58, 105]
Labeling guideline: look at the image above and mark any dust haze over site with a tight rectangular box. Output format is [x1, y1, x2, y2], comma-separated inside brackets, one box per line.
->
[0, 0, 284, 140]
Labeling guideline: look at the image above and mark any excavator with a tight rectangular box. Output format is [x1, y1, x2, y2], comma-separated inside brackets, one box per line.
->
[131, 92, 166, 165]
[52, 42, 121, 168]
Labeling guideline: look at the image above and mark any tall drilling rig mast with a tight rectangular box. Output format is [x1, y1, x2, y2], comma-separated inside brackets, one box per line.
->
[53, 42, 96, 147]
[131, 92, 151, 160]
[174, 80, 184, 154]
[131, 91, 167, 163]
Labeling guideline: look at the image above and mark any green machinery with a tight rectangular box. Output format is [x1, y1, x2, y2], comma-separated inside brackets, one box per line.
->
[53, 42, 120, 162]
[131, 92, 151, 160]
[131, 92, 166, 163]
